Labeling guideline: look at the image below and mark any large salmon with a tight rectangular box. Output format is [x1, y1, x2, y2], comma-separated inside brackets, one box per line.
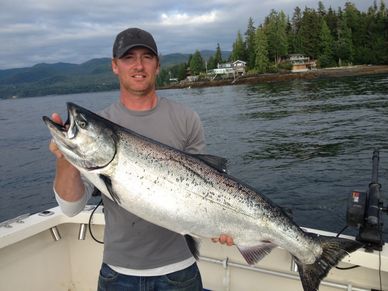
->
[43, 103, 362, 291]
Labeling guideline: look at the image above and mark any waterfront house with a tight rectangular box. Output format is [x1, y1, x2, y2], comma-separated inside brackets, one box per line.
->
[289, 54, 316, 72]
[211, 60, 247, 77]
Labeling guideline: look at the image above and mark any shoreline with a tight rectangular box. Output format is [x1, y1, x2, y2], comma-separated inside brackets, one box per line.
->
[160, 65, 388, 90]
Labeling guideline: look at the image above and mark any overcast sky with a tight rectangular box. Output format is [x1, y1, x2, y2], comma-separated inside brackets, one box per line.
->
[0, 0, 374, 70]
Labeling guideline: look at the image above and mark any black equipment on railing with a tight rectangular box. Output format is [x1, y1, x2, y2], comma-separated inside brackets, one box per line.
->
[346, 150, 387, 251]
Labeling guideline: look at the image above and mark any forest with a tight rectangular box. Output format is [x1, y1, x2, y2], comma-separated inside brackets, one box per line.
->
[157, 0, 388, 86]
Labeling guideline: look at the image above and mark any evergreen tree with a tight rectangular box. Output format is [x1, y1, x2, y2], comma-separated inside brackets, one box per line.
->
[343, 2, 366, 64]
[214, 43, 223, 66]
[335, 17, 354, 66]
[189, 50, 205, 75]
[156, 69, 169, 86]
[299, 7, 322, 59]
[325, 7, 339, 39]
[366, 0, 388, 64]
[318, 20, 335, 67]
[207, 56, 216, 70]
[172, 63, 188, 81]
[231, 31, 247, 61]
[264, 10, 288, 63]
[254, 26, 270, 73]
[289, 6, 303, 54]
[245, 17, 257, 69]
[317, 1, 326, 17]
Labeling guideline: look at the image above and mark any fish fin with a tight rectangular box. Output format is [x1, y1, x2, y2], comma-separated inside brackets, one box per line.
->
[99, 174, 121, 204]
[185, 235, 200, 260]
[295, 235, 363, 291]
[192, 154, 228, 173]
[237, 242, 277, 265]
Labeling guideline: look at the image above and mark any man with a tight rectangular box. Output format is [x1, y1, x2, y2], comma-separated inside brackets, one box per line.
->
[49, 27, 233, 291]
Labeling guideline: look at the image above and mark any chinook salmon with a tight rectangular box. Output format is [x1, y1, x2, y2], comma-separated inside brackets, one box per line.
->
[43, 103, 362, 291]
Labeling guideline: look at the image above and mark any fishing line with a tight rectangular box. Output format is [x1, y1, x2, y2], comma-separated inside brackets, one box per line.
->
[336, 225, 348, 237]
[88, 199, 104, 244]
[335, 225, 360, 270]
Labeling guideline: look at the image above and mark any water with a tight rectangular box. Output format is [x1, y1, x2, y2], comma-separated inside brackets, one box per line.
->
[1, 74, 388, 240]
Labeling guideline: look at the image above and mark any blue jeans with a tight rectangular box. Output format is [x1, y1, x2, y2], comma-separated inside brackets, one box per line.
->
[97, 262, 203, 291]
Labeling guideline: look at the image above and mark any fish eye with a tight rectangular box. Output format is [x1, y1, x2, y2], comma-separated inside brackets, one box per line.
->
[76, 115, 88, 129]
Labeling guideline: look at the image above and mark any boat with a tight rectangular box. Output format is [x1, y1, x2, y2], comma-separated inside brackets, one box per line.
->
[0, 204, 386, 291]
[1, 149, 387, 291]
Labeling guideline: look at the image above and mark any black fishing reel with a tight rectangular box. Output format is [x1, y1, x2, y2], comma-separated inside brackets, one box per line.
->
[346, 150, 388, 251]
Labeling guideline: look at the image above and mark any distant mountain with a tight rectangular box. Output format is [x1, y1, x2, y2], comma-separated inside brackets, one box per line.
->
[160, 51, 231, 67]
[0, 59, 111, 85]
[0, 58, 116, 99]
[160, 53, 190, 67]
[0, 50, 231, 99]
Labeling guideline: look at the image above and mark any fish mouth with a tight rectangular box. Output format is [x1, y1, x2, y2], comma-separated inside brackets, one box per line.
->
[43, 102, 117, 171]
[42, 116, 68, 132]
[42, 103, 76, 143]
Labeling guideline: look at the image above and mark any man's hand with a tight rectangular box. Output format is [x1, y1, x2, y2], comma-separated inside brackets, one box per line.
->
[47, 112, 85, 202]
[212, 234, 234, 246]
[48, 113, 64, 159]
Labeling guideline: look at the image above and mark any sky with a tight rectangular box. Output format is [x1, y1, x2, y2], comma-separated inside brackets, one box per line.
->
[0, 0, 375, 70]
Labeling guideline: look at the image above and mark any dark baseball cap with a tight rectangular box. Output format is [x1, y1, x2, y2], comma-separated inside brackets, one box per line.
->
[113, 27, 158, 58]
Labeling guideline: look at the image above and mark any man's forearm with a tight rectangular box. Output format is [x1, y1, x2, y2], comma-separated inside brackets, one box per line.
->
[54, 158, 85, 202]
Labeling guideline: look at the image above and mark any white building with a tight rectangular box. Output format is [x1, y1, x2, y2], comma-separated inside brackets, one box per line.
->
[211, 60, 247, 76]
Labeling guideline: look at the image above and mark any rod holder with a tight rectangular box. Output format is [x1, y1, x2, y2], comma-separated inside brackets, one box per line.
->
[50, 226, 61, 241]
[78, 223, 87, 240]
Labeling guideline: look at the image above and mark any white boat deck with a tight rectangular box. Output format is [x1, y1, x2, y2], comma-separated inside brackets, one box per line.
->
[0, 206, 387, 291]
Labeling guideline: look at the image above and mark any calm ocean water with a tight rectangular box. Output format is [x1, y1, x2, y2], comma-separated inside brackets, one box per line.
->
[1, 74, 388, 239]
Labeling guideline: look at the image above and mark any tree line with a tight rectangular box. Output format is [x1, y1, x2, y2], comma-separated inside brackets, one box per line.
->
[157, 0, 387, 86]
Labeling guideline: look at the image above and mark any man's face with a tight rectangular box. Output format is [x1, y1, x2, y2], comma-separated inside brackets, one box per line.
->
[112, 47, 160, 96]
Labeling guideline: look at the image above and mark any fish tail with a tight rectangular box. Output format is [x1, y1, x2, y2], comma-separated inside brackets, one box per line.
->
[295, 235, 363, 291]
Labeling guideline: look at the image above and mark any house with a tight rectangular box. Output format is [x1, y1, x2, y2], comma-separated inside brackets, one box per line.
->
[289, 54, 316, 72]
[210, 60, 247, 77]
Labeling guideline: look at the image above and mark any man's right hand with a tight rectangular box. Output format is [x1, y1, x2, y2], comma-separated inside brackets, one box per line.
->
[48, 113, 64, 159]
[47, 112, 84, 202]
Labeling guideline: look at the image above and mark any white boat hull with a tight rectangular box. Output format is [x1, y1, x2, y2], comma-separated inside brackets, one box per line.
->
[0, 206, 386, 291]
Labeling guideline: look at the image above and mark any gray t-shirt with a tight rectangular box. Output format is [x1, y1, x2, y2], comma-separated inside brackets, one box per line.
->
[98, 97, 206, 269]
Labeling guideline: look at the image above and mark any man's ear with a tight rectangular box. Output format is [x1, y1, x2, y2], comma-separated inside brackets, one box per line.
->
[111, 59, 119, 75]
[156, 61, 160, 75]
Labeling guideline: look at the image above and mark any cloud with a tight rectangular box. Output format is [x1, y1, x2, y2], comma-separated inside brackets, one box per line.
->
[160, 11, 218, 26]
[0, 0, 376, 69]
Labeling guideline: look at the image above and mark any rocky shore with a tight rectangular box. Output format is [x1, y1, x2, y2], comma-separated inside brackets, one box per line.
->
[161, 65, 388, 90]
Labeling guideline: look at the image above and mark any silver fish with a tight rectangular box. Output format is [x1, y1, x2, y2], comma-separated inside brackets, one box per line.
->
[43, 103, 362, 291]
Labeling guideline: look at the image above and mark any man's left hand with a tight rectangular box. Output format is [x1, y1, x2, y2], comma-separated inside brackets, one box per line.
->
[211, 235, 234, 246]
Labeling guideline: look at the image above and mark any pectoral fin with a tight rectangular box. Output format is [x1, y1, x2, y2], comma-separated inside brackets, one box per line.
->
[99, 174, 121, 204]
[237, 241, 277, 265]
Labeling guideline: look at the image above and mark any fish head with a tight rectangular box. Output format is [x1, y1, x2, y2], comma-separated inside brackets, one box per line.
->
[43, 102, 116, 171]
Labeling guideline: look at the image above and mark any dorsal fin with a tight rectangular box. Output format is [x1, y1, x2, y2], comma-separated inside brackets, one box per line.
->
[191, 154, 228, 173]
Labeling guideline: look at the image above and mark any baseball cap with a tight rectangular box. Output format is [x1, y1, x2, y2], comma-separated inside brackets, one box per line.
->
[113, 27, 158, 58]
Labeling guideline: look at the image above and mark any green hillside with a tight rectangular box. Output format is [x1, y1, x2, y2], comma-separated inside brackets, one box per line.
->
[0, 51, 231, 99]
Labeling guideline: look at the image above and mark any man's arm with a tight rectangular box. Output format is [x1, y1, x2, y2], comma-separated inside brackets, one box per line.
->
[49, 113, 89, 216]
